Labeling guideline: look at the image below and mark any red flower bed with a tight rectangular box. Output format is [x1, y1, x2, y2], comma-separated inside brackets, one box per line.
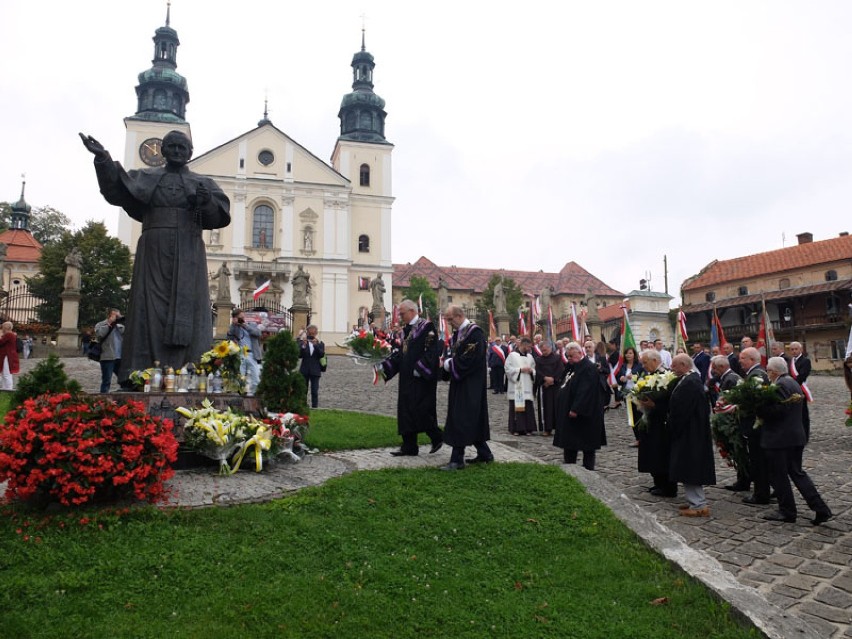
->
[0, 393, 178, 507]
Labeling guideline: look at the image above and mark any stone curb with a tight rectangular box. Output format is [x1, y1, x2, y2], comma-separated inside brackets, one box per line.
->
[563, 464, 822, 639]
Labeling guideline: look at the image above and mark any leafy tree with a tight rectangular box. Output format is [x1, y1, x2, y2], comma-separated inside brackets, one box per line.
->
[481, 274, 525, 334]
[256, 330, 308, 415]
[27, 221, 132, 328]
[403, 275, 439, 320]
[0, 202, 73, 244]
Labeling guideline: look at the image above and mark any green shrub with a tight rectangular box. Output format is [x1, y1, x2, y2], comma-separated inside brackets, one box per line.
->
[256, 330, 308, 414]
[13, 354, 82, 405]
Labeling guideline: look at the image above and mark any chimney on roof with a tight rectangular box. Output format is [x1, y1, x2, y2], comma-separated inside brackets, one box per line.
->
[840, 232, 849, 237]
[796, 232, 813, 245]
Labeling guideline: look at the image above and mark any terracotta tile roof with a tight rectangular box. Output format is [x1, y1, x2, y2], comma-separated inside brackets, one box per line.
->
[0, 229, 42, 263]
[393, 257, 623, 298]
[598, 303, 629, 322]
[682, 234, 852, 291]
[682, 278, 852, 313]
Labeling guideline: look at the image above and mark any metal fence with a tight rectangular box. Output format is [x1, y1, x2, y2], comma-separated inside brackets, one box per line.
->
[1, 283, 43, 325]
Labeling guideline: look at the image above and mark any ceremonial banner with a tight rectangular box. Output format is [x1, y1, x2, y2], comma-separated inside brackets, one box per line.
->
[609, 304, 636, 386]
[674, 310, 689, 354]
[570, 302, 581, 342]
[488, 310, 497, 340]
[710, 306, 728, 349]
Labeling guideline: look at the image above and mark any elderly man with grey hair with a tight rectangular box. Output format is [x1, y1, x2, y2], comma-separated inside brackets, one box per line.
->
[636, 348, 677, 497]
[737, 347, 771, 505]
[758, 357, 832, 525]
[553, 341, 607, 470]
[379, 299, 444, 457]
[667, 353, 716, 516]
[709, 355, 750, 492]
[788, 341, 812, 441]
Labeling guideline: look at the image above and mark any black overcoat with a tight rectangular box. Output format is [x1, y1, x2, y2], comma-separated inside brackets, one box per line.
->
[667, 372, 716, 486]
[553, 357, 607, 451]
[637, 372, 671, 476]
[758, 375, 807, 450]
[381, 319, 441, 436]
[443, 323, 490, 446]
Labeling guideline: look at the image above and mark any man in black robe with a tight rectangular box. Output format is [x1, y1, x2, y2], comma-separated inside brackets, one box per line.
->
[668, 354, 716, 517]
[440, 305, 492, 470]
[553, 341, 607, 470]
[379, 299, 443, 457]
[80, 131, 230, 380]
[636, 349, 677, 497]
[534, 340, 565, 436]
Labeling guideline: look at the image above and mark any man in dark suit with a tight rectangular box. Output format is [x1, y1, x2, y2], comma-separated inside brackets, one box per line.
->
[298, 324, 325, 408]
[691, 342, 711, 382]
[668, 354, 716, 517]
[379, 299, 443, 457]
[487, 337, 507, 393]
[759, 357, 832, 525]
[723, 343, 740, 376]
[788, 341, 812, 441]
[554, 342, 607, 470]
[440, 305, 492, 470]
[738, 347, 771, 506]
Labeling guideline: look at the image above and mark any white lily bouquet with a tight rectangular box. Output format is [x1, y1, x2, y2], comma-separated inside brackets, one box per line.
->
[176, 399, 298, 474]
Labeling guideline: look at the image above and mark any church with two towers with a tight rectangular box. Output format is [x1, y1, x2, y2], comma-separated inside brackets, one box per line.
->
[117, 9, 393, 344]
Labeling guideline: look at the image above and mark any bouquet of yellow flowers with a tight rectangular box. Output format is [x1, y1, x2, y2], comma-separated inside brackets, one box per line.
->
[626, 370, 678, 431]
[200, 340, 246, 393]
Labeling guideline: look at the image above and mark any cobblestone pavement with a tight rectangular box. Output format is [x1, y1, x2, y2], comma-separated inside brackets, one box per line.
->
[19, 355, 852, 636]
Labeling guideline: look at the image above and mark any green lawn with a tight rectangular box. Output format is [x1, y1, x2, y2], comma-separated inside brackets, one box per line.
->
[0, 464, 759, 639]
[305, 409, 435, 451]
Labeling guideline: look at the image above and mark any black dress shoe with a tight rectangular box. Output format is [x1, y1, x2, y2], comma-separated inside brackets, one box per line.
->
[742, 495, 770, 505]
[429, 442, 443, 454]
[439, 462, 465, 471]
[390, 450, 418, 457]
[762, 511, 796, 523]
[650, 487, 678, 498]
[465, 456, 494, 464]
[724, 483, 750, 492]
[811, 511, 833, 526]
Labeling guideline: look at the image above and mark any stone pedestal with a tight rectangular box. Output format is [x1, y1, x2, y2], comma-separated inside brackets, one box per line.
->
[371, 304, 386, 329]
[495, 312, 511, 339]
[56, 290, 81, 355]
[290, 304, 310, 335]
[213, 300, 235, 340]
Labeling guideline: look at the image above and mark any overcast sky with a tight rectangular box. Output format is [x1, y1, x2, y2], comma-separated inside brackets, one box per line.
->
[2, 1, 850, 302]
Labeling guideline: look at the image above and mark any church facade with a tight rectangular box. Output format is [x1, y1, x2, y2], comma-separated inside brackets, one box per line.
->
[116, 11, 393, 345]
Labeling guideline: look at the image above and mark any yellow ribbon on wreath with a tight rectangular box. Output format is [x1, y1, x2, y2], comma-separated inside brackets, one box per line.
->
[228, 426, 273, 474]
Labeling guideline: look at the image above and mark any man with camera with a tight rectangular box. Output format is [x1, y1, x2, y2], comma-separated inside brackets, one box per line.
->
[94, 309, 125, 393]
[227, 309, 262, 390]
[298, 325, 325, 408]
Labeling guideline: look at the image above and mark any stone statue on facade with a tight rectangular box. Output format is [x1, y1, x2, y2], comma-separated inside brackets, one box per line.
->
[63, 247, 83, 292]
[540, 285, 553, 313]
[211, 262, 232, 303]
[370, 273, 386, 310]
[291, 265, 311, 307]
[437, 276, 449, 312]
[80, 129, 231, 379]
[493, 276, 506, 314]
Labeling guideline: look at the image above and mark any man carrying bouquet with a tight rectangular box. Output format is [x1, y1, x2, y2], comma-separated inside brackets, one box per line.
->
[759, 357, 832, 525]
[379, 299, 444, 457]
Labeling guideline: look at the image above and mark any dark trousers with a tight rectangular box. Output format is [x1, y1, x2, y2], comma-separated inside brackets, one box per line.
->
[100, 358, 120, 393]
[303, 373, 320, 408]
[564, 449, 596, 471]
[490, 366, 505, 392]
[652, 473, 678, 496]
[400, 424, 443, 454]
[764, 446, 829, 519]
[449, 442, 493, 465]
[802, 403, 810, 442]
[745, 429, 770, 500]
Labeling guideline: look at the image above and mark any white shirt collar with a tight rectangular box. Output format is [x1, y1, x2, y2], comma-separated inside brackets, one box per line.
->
[409, 315, 420, 326]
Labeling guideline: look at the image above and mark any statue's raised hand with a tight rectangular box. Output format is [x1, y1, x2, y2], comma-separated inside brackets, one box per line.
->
[78, 133, 108, 160]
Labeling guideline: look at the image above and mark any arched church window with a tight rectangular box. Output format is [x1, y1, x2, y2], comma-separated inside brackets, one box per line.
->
[358, 234, 370, 253]
[253, 204, 274, 248]
[360, 164, 370, 187]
